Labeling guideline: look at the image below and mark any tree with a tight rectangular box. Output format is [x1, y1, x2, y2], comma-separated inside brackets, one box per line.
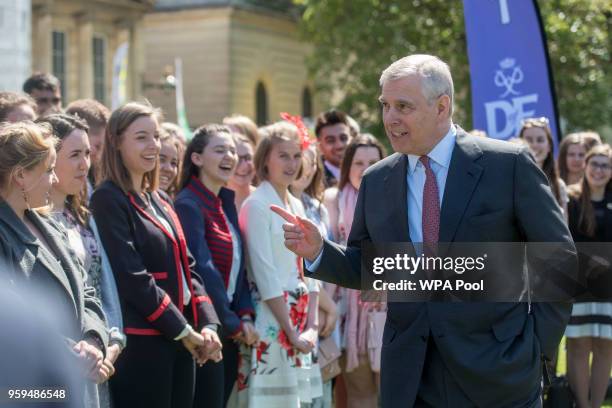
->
[296, 0, 610, 139]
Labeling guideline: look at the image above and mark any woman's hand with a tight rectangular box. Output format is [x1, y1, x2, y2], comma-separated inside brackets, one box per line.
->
[201, 327, 223, 363]
[319, 307, 338, 338]
[105, 343, 122, 364]
[299, 327, 318, 349]
[241, 321, 259, 346]
[73, 339, 105, 383]
[181, 328, 208, 365]
[289, 330, 314, 354]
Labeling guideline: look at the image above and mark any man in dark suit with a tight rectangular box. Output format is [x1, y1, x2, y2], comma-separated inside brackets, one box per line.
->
[272, 54, 576, 407]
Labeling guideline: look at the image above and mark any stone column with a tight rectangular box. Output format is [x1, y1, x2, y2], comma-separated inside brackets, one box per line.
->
[129, 18, 145, 101]
[32, 0, 53, 73]
[75, 10, 94, 99]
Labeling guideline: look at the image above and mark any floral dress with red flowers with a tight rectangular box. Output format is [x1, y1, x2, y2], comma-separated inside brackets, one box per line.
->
[233, 181, 323, 407]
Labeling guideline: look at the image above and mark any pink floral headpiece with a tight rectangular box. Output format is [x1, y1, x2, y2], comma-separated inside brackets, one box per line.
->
[280, 112, 312, 151]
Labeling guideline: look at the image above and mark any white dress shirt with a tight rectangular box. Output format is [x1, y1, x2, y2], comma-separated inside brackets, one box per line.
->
[307, 124, 457, 269]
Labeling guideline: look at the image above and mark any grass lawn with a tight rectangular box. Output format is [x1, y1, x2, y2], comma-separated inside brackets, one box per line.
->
[555, 337, 612, 407]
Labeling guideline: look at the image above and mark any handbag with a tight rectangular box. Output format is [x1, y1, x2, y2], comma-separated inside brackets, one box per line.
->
[367, 310, 387, 373]
[318, 336, 341, 382]
[543, 375, 574, 408]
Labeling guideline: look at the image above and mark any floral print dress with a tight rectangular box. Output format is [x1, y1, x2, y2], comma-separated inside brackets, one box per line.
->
[234, 181, 323, 407]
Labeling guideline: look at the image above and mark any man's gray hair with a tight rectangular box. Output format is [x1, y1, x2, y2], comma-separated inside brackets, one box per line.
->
[379, 54, 454, 116]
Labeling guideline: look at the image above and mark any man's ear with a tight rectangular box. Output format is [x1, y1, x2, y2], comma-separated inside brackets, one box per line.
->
[437, 95, 451, 118]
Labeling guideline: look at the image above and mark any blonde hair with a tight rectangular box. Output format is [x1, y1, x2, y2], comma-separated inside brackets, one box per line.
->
[99, 102, 161, 194]
[0, 121, 57, 193]
[159, 126, 184, 197]
[254, 121, 303, 182]
[223, 114, 260, 146]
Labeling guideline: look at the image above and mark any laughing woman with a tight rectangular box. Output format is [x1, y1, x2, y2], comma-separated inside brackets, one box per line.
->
[238, 121, 322, 407]
[89, 102, 222, 408]
[175, 125, 257, 408]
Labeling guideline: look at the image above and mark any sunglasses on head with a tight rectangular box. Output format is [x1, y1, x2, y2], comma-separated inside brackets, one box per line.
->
[520, 117, 549, 127]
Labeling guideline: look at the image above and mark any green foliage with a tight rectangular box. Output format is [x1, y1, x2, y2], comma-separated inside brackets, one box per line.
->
[539, 0, 611, 136]
[296, 0, 610, 139]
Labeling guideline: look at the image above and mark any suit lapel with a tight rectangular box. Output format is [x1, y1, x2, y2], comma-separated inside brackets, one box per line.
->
[439, 131, 483, 244]
[384, 154, 410, 242]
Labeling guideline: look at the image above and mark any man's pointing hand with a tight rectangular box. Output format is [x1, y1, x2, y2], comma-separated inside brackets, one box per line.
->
[270, 205, 324, 262]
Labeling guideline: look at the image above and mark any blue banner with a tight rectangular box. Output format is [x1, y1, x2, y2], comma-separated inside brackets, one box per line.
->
[463, 0, 559, 143]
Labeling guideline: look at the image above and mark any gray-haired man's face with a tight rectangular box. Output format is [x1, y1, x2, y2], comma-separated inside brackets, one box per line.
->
[379, 75, 450, 156]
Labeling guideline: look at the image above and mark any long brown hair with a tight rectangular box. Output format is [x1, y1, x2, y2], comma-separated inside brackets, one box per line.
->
[557, 133, 585, 184]
[99, 102, 161, 194]
[288, 146, 326, 207]
[36, 114, 90, 226]
[304, 146, 325, 202]
[569, 144, 612, 237]
[519, 119, 561, 204]
[338, 134, 386, 190]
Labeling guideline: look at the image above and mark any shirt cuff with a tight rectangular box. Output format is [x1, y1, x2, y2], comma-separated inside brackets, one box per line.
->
[304, 246, 324, 272]
[203, 323, 219, 333]
[174, 324, 192, 341]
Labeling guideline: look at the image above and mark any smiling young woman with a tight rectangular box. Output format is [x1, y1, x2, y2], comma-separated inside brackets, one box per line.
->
[158, 127, 183, 198]
[237, 121, 323, 406]
[565, 144, 612, 408]
[37, 113, 127, 408]
[227, 133, 256, 210]
[519, 118, 569, 221]
[0, 121, 108, 407]
[322, 134, 386, 408]
[89, 102, 222, 408]
[175, 124, 256, 408]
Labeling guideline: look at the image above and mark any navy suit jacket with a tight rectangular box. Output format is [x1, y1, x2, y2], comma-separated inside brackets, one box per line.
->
[308, 128, 577, 407]
[90, 181, 219, 339]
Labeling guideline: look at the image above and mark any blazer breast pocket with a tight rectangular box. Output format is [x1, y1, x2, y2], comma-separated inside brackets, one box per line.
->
[466, 209, 513, 241]
[468, 209, 508, 227]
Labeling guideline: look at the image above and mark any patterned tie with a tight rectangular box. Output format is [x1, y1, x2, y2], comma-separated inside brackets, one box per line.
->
[420, 156, 440, 256]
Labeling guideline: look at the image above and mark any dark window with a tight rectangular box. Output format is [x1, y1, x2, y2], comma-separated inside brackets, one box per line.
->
[302, 87, 312, 119]
[52, 31, 66, 101]
[255, 81, 268, 126]
[93, 36, 105, 103]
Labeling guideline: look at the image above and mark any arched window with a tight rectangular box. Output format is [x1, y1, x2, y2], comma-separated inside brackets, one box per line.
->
[302, 87, 313, 119]
[255, 81, 268, 126]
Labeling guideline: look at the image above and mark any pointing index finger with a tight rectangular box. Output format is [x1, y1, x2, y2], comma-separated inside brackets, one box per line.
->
[270, 204, 297, 224]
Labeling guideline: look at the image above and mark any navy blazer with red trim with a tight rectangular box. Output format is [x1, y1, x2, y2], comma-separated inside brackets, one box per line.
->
[90, 180, 219, 339]
[175, 177, 254, 338]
